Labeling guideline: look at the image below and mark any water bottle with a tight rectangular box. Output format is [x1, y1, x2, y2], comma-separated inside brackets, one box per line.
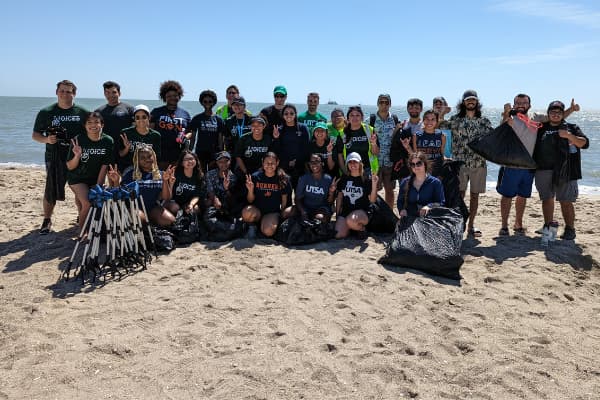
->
[541, 225, 550, 248]
[549, 221, 559, 241]
[176, 128, 186, 144]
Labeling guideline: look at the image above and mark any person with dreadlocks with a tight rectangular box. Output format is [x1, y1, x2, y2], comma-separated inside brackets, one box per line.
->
[397, 151, 445, 218]
[107, 145, 176, 227]
[242, 152, 292, 238]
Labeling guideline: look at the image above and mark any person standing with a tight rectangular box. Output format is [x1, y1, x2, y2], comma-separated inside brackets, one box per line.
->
[188, 89, 225, 172]
[533, 101, 589, 240]
[224, 96, 253, 154]
[297, 92, 327, 138]
[32, 80, 89, 234]
[337, 106, 379, 178]
[95, 81, 134, 164]
[369, 94, 399, 209]
[150, 80, 191, 169]
[215, 85, 251, 120]
[449, 89, 492, 237]
[497, 93, 539, 236]
[66, 112, 114, 231]
[259, 85, 287, 136]
[433, 96, 452, 158]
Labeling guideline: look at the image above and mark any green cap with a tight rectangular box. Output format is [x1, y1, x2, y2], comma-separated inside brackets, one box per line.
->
[273, 85, 287, 96]
[313, 121, 327, 131]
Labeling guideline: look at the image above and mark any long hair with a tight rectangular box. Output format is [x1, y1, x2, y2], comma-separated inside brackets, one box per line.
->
[281, 104, 298, 125]
[262, 152, 289, 190]
[403, 151, 430, 210]
[175, 150, 204, 186]
[132, 145, 161, 181]
[455, 100, 483, 118]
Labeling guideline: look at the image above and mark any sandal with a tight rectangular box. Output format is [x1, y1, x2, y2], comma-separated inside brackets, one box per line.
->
[498, 227, 509, 236]
[468, 227, 482, 237]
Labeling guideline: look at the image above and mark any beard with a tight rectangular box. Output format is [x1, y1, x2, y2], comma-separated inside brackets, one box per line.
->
[408, 111, 420, 118]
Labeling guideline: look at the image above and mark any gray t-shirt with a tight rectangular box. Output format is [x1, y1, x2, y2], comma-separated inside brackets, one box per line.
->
[296, 173, 333, 210]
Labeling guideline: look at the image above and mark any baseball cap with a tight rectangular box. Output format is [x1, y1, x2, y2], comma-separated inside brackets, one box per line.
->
[313, 121, 327, 131]
[378, 94, 391, 103]
[433, 96, 447, 105]
[133, 104, 150, 115]
[547, 100, 565, 112]
[345, 152, 362, 165]
[215, 151, 231, 160]
[273, 85, 287, 96]
[462, 90, 478, 101]
[232, 96, 246, 106]
[251, 116, 266, 125]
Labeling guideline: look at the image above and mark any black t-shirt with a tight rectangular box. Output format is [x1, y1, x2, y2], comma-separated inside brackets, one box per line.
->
[337, 126, 378, 168]
[189, 112, 225, 157]
[533, 124, 560, 170]
[308, 138, 337, 176]
[172, 171, 206, 207]
[249, 170, 291, 215]
[277, 124, 310, 175]
[234, 134, 274, 174]
[259, 105, 284, 136]
[224, 114, 253, 152]
[336, 175, 372, 217]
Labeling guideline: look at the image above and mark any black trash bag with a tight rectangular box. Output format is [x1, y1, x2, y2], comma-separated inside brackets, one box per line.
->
[439, 160, 469, 228]
[44, 148, 66, 204]
[467, 122, 537, 169]
[203, 207, 243, 242]
[274, 217, 336, 246]
[367, 195, 399, 233]
[149, 226, 176, 253]
[171, 212, 200, 245]
[379, 207, 464, 280]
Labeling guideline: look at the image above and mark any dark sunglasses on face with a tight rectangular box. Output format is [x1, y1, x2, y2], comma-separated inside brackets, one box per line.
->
[378, 101, 390, 105]
[410, 161, 424, 167]
[283, 112, 295, 116]
[274, 94, 286, 98]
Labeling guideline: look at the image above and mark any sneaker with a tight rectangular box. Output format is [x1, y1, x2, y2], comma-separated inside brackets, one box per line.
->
[560, 226, 576, 240]
[39, 218, 52, 235]
[498, 227, 509, 236]
[534, 225, 545, 234]
[245, 224, 257, 239]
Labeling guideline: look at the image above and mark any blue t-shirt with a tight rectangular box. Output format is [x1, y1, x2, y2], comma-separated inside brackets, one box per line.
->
[249, 170, 291, 215]
[397, 174, 445, 216]
[150, 106, 191, 163]
[296, 173, 333, 211]
[122, 167, 163, 213]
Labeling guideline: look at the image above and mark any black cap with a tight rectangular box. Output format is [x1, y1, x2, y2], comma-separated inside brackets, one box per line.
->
[232, 96, 246, 106]
[547, 100, 565, 112]
[462, 90, 478, 101]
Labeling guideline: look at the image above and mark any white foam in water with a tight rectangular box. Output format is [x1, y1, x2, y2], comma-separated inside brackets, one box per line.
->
[0, 162, 44, 169]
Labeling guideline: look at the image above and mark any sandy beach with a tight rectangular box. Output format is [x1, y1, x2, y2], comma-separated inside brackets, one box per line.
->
[1, 167, 599, 399]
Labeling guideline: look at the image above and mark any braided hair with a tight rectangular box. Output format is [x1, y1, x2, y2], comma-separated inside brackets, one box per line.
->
[132, 145, 160, 181]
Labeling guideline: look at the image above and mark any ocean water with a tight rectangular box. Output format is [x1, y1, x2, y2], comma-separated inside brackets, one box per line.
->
[1, 96, 598, 194]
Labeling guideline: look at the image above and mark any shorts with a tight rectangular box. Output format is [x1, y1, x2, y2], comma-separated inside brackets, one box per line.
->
[535, 170, 578, 202]
[458, 166, 487, 193]
[378, 166, 396, 190]
[496, 167, 534, 198]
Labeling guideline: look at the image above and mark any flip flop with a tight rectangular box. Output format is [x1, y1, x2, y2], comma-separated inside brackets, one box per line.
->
[498, 227, 509, 236]
[513, 227, 527, 236]
[468, 227, 482, 237]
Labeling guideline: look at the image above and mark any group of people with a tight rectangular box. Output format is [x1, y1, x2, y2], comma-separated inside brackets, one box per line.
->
[32, 79, 589, 243]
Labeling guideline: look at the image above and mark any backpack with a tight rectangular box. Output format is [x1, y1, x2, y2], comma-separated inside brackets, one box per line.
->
[369, 113, 399, 128]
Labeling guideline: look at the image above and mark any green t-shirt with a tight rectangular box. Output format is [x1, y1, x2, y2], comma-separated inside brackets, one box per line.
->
[327, 122, 344, 142]
[119, 126, 162, 169]
[298, 111, 327, 138]
[33, 103, 90, 162]
[66, 133, 114, 185]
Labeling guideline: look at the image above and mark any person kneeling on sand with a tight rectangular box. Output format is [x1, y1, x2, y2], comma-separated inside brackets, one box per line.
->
[242, 152, 293, 238]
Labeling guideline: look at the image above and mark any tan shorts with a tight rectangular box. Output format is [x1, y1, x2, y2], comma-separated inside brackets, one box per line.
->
[459, 166, 487, 193]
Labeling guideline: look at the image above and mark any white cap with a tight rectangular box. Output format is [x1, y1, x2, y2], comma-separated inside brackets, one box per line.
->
[345, 152, 362, 165]
[133, 104, 150, 115]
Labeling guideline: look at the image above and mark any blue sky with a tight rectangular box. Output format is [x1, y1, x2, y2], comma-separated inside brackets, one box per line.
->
[1, 0, 599, 109]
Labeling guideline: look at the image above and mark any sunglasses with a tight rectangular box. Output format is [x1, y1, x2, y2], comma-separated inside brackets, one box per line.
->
[283, 112, 295, 116]
[274, 94, 286, 98]
[378, 100, 390, 105]
[409, 161, 424, 168]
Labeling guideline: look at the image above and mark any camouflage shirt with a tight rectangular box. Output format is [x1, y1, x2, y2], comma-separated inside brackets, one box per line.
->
[449, 115, 492, 169]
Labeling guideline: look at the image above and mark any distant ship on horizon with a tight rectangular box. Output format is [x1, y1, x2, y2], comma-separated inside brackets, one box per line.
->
[327, 99, 338, 105]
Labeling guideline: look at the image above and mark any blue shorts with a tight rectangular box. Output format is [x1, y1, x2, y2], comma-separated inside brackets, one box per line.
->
[496, 167, 534, 198]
